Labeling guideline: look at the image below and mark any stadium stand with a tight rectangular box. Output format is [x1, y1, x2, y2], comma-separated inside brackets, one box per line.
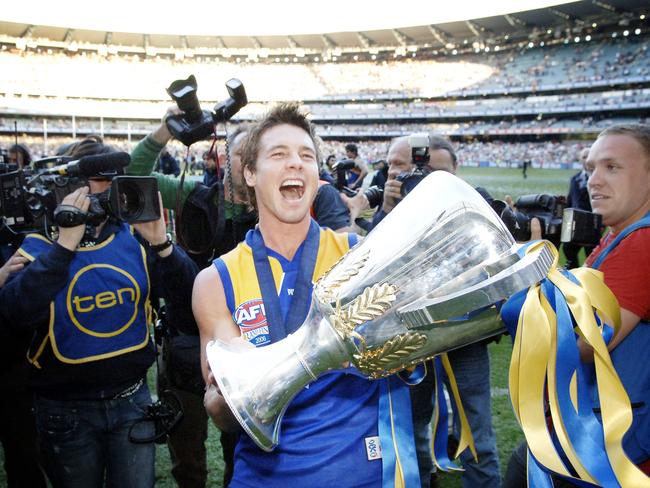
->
[0, 1, 648, 168]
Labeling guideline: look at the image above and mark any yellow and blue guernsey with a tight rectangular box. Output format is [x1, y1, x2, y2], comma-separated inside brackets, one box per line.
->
[215, 220, 419, 488]
[19, 223, 151, 366]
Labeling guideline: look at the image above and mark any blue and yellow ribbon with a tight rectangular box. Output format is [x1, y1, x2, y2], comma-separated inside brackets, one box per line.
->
[502, 240, 649, 487]
[379, 376, 421, 488]
[430, 353, 477, 472]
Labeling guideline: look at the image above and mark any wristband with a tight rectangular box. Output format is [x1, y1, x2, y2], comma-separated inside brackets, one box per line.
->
[150, 233, 173, 253]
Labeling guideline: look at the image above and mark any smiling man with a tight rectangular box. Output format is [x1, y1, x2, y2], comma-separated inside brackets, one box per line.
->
[193, 103, 419, 487]
[582, 124, 650, 476]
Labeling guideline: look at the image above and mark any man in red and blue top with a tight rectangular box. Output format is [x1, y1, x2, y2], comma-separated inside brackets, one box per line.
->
[581, 124, 650, 474]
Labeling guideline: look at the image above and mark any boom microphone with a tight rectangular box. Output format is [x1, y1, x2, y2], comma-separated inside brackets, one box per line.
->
[41, 152, 131, 177]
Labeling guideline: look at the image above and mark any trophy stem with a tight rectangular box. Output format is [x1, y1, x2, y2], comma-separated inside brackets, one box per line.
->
[207, 310, 353, 451]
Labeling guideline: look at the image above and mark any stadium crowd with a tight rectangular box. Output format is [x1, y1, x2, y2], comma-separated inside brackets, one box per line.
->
[0, 34, 648, 102]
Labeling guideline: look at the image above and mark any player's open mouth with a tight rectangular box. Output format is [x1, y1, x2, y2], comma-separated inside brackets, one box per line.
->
[280, 179, 304, 200]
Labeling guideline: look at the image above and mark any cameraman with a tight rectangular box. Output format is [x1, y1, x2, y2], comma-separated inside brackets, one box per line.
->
[0, 136, 199, 487]
[0, 252, 46, 488]
[345, 133, 502, 488]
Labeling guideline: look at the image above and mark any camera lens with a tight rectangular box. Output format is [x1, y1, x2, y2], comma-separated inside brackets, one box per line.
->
[117, 183, 144, 220]
[167, 75, 203, 123]
[364, 185, 384, 208]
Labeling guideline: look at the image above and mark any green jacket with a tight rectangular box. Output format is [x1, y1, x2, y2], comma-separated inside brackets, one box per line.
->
[128, 135, 248, 220]
[128, 135, 196, 209]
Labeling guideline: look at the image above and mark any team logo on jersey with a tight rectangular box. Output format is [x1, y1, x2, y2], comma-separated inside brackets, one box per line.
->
[234, 298, 270, 347]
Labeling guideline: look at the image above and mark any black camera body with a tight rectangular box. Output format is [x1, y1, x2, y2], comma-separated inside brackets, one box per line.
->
[492, 194, 566, 245]
[332, 158, 385, 209]
[333, 158, 356, 193]
[54, 176, 160, 228]
[0, 167, 33, 231]
[397, 133, 432, 197]
[0, 166, 72, 244]
[166, 76, 248, 146]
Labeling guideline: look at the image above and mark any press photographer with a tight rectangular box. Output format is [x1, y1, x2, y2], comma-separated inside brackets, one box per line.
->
[0, 135, 199, 488]
[129, 77, 252, 488]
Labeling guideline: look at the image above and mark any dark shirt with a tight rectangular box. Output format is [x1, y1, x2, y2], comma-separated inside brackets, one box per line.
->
[567, 170, 591, 211]
[313, 183, 351, 231]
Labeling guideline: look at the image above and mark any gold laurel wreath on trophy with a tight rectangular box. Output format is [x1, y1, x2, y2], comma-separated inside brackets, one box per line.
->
[315, 251, 370, 302]
[325, 280, 428, 378]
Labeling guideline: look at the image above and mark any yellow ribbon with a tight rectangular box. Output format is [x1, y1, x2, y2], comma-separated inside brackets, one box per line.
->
[440, 353, 478, 462]
[430, 353, 477, 471]
[509, 241, 648, 486]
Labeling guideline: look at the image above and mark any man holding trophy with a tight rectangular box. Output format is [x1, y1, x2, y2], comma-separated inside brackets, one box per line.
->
[194, 103, 421, 487]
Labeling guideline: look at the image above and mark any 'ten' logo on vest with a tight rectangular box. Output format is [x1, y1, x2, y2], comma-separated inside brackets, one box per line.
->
[73, 288, 136, 313]
[66, 264, 142, 338]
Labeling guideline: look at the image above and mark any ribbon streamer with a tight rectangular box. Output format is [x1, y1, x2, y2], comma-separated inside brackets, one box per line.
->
[502, 240, 649, 487]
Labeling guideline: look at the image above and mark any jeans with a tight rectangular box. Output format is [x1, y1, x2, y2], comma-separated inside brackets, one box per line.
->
[33, 381, 155, 488]
[411, 342, 502, 488]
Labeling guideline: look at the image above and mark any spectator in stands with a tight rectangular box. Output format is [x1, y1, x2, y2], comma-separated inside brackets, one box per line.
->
[504, 123, 650, 486]
[563, 146, 596, 269]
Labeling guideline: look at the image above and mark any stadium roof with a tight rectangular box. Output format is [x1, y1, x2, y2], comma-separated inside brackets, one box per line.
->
[0, 0, 647, 51]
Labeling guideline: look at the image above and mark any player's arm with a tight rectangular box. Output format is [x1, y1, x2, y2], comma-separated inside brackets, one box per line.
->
[192, 265, 242, 431]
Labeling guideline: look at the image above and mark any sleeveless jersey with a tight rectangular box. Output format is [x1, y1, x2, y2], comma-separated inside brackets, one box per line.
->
[215, 225, 384, 487]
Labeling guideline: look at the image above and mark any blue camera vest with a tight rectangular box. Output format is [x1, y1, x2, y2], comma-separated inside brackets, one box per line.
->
[21, 224, 151, 365]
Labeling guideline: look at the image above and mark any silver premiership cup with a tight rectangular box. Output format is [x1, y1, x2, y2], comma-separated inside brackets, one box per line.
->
[206, 171, 553, 451]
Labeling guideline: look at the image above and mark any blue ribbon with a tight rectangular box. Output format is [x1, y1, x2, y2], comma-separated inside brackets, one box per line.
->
[540, 278, 620, 487]
[431, 357, 461, 472]
[378, 377, 421, 488]
[250, 220, 320, 342]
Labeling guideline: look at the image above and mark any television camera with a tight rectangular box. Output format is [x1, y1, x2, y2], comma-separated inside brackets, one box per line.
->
[0, 152, 159, 245]
[491, 195, 602, 247]
[166, 75, 248, 146]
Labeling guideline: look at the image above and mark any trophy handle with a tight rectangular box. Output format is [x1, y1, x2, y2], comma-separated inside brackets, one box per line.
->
[398, 244, 554, 328]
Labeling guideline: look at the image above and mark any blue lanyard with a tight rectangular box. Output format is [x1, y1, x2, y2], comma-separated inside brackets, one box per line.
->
[250, 220, 321, 343]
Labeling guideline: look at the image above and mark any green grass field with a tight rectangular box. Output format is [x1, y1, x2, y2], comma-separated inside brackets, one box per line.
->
[0, 166, 576, 487]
